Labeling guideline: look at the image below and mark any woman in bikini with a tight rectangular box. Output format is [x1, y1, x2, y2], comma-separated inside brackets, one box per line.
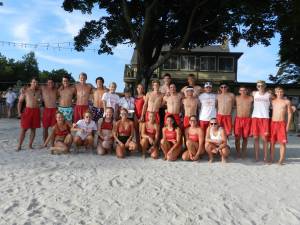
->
[97, 107, 115, 155]
[43, 111, 73, 154]
[113, 108, 137, 158]
[205, 118, 230, 163]
[140, 112, 159, 159]
[160, 114, 182, 161]
[134, 84, 145, 148]
[182, 115, 205, 161]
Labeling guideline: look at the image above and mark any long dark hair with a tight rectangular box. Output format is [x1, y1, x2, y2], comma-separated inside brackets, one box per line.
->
[166, 114, 178, 130]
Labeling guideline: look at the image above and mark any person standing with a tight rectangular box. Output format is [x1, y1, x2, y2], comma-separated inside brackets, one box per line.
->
[102, 82, 120, 119]
[89, 76, 107, 122]
[251, 80, 272, 162]
[159, 73, 172, 96]
[270, 87, 292, 165]
[17, 78, 41, 150]
[182, 87, 199, 129]
[119, 87, 135, 120]
[234, 86, 253, 158]
[41, 78, 58, 142]
[181, 74, 202, 97]
[216, 83, 235, 136]
[5, 87, 17, 118]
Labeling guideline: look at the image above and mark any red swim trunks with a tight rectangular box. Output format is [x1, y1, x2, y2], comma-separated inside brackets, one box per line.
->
[164, 112, 181, 127]
[145, 111, 160, 124]
[21, 107, 41, 129]
[251, 118, 270, 137]
[42, 107, 57, 128]
[270, 121, 287, 144]
[199, 120, 210, 135]
[183, 116, 190, 129]
[217, 114, 232, 136]
[74, 105, 89, 123]
[234, 117, 252, 139]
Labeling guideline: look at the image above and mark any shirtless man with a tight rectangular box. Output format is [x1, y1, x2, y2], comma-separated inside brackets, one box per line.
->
[160, 73, 171, 96]
[270, 87, 292, 165]
[74, 72, 93, 123]
[198, 82, 217, 135]
[141, 80, 163, 124]
[163, 83, 183, 126]
[251, 80, 272, 162]
[89, 76, 107, 122]
[17, 78, 41, 150]
[58, 76, 76, 123]
[216, 83, 235, 136]
[181, 74, 202, 97]
[234, 86, 253, 158]
[182, 86, 199, 129]
[41, 78, 58, 142]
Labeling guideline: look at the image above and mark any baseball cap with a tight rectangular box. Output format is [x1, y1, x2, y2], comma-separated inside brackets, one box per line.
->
[204, 82, 212, 88]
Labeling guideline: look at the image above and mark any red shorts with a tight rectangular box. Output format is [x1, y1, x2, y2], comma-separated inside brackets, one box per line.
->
[145, 111, 160, 124]
[164, 112, 181, 127]
[234, 117, 252, 138]
[42, 107, 57, 128]
[270, 121, 287, 144]
[183, 116, 190, 129]
[251, 118, 270, 137]
[21, 107, 41, 129]
[217, 114, 232, 136]
[74, 105, 89, 123]
[199, 120, 210, 135]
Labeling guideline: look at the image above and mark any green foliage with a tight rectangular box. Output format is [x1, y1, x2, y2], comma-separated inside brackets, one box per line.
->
[269, 63, 300, 84]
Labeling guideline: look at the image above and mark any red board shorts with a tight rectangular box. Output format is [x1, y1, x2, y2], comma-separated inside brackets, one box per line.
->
[42, 107, 57, 128]
[251, 117, 270, 137]
[270, 121, 287, 144]
[21, 107, 41, 129]
[183, 116, 190, 129]
[199, 120, 210, 135]
[74, 105, 89, 123]
[164, 112, 181, 127]
[145, 111, 160, 124]
[234, 117, 252, 139]
[217, 114, 232, 136]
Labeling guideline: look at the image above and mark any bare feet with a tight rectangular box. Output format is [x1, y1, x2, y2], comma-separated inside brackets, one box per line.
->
[16, 145, 21, 151]
[208, 158, 213, 163]
[29, 145, 34, 149]
[221, 157, 227, 163]
[278, 159, 284, 165]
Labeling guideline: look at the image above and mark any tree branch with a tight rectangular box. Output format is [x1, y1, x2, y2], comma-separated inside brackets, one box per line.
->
[122, 0, 138, 43]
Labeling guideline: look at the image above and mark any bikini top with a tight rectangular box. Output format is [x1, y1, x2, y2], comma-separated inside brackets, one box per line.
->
[188, 132, 199, 142]
[118, 123, 131, 136]
[164, 128, 177, 142]
[54, 124, 70, 137]
[101, 119, 113, 130]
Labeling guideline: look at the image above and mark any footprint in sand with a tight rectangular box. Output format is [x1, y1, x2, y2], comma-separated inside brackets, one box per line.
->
[109, 175, 144, 189]
[4, 201, 19, 214]
[27, 198, 39, 211]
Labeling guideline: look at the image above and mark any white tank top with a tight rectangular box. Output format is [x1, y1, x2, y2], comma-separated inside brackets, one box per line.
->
[252, 91, 271, 118]
[199, 93, 217, 121]
[210, 127, 222, 142]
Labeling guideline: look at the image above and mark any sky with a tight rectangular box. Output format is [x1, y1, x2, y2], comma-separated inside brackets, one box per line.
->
[0, 0, 280, 91]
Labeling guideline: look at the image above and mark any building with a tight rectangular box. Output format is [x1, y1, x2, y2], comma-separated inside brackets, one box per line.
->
[124, 43, 243, 89]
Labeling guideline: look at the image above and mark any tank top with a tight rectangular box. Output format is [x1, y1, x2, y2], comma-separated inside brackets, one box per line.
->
[118, 123, 131, 136]
[210, 127, 222, 143]
[188, 132, 199, 142]
[101, 119, 113, 130]
[145, 123, 156, 138]
[199, 93, 217, 121]
[134, 96, 144, 119]
[54, 124, 70, 137]
[252, 91, 271, 118]
[165, 128, 177, 142]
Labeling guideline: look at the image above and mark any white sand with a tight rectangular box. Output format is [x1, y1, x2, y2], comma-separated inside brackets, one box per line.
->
[0, 118, 300, 225]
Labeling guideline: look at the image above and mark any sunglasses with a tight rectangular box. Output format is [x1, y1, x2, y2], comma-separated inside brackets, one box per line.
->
[210, 122, 217, 125]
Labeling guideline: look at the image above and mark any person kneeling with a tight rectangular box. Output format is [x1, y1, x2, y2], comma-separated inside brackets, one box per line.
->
[205, 118, 230, 163]
[113, 108, 137, 158]
[140, 112, 159, 159]
[72, 112, 97, 151]
[182, 115, 205, 161]
[160, 115, 182, 161]
[97, 107, 115, 155]
[43, 112, 73, 154]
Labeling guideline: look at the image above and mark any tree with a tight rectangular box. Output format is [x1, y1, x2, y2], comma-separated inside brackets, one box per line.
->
[269, 63, 300, 84]
[39, 69, 75, 83]
[63, 0, 289, 88]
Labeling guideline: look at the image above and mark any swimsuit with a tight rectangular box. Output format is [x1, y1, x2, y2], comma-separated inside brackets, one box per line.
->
[58, 106, 73, 122]
[88, 101, 104, 122]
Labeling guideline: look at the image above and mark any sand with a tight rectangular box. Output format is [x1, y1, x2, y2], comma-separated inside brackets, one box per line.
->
[0, 118, 300, 225]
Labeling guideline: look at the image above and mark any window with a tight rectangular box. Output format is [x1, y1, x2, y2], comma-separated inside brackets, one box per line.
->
[180, 56, 195, 70]
[219, 57, 234, 72]
[200, 57, 216, 71]
[163, 56, 179, 70]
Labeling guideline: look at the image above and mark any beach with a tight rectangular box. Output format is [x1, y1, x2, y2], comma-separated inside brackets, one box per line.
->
[0, 118, 300, 225]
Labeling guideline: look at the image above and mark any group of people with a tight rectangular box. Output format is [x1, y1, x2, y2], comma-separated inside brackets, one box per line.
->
[16, 73, 292, 164]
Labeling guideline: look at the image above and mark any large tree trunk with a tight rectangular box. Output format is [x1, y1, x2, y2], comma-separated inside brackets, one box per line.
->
[136, 49, 153, 91]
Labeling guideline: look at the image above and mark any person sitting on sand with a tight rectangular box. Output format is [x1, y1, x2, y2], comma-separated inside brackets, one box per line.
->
[205, 118, 230, 163]
[140, 112, 159, 159]
[42, 112, 73, 154]
[97, 107, 115, 155]
[113, 108, 137, 158]
[160, 115, 182, 161]
[72, 111, 97, 150]
[182, 115, 205, 161]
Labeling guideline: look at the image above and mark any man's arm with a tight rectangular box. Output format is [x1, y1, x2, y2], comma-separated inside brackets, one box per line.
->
[286, 100, 293, 132]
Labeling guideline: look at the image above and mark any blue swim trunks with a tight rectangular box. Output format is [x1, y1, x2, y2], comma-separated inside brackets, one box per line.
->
[58, 106, 73, 122]
[88, 102, 104, 122]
